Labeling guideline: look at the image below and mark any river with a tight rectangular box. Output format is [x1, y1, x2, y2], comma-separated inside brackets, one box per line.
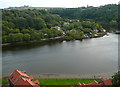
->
[2, 33, 118, 78]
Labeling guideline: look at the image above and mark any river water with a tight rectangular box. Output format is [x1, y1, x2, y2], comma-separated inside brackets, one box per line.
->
[2, 33, 118, 78]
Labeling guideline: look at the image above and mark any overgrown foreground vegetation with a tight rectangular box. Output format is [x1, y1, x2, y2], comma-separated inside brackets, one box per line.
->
[112, 71, 120, 87]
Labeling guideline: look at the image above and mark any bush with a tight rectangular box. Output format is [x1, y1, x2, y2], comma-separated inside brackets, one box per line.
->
[112, 71, 120, 87]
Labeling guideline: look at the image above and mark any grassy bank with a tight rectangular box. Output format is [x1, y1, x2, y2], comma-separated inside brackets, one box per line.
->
[1, 77, 9, 85]
[34, 78, 101, 86]
[2, 77, 100, 86]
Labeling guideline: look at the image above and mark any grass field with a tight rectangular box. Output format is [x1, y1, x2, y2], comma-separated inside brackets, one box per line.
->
[35, 78, 101, 86]
[2, 78, 101, 86]
[0, 80, 2, 85]
[2, 77, 9, 85]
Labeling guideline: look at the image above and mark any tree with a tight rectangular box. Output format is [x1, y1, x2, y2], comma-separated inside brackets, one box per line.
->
[33, 18, 46, 30]
[8, 33, 23, 43]
[51, 29, 59, 37]
[21, 29, 30, 34]
[30, 31, 44, 40]
[41, 28, 53, 38]
[2, 21, 15, 30]
[112, 71, 120, 87]
[67, 29, 77, 38]
[13, 17, 28, 29]
[7, 28, 14, 33]
[13, 29, 20, 33]
[49, 4, 118, 31]
[2, 35, 8, 43]
[23, 33, 31, 41]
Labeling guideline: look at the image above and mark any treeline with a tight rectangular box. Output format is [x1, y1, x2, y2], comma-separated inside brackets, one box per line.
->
[49, 4, 118, 31]
[2, 28, 62, 44]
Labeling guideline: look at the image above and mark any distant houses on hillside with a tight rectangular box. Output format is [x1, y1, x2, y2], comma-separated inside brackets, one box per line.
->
[52, 26, 65, 34]
[51, 26, 61, 30]
[4, 5, 65, 10]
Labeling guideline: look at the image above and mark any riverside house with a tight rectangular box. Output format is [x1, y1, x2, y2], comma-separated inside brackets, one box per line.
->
[8, 70, 40, 87]
[77, 77, 112, 87]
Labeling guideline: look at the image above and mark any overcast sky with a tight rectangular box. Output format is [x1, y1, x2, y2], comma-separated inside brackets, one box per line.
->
[0, 0, 119, 8]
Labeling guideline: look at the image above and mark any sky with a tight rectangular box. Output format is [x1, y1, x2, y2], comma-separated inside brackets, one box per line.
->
[0, 0, 119, 9]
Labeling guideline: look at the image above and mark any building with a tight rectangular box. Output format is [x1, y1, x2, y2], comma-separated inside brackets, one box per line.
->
[8, 70, 40, 87]
[77, 78, 112, 87]
[52, 26, 61, 30]
[93, 29, 98, 33]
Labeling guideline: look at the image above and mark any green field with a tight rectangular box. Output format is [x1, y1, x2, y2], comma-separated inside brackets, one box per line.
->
[0, 80, 2, 85]
[35, 78, 101, 86]
[2, 78, 101, 86]
[1, 77, 9, 85]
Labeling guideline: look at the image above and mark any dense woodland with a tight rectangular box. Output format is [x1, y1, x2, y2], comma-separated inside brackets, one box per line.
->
[2, 4, 118, 44]
[2, 10, 63, 44]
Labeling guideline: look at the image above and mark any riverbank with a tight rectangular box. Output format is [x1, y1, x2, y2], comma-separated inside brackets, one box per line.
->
[32, 71, 117, 79]
[64, 32, 107, 41]
[2, 70, 117, 79]
[2, 32, 107, 48]
[2, 38, 63, 51]
[2, 37, 63, 46]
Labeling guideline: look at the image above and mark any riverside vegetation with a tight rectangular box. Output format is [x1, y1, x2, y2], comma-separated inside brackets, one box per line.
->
[2, 4, 119, 45]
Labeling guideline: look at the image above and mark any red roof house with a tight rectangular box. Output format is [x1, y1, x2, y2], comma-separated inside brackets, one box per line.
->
[8, 70, 40, 87]
[77, 78, 112, 87]
[99, 78, 112, 85]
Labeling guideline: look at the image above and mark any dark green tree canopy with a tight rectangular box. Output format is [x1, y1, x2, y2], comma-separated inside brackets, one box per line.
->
[112, 71, 120, 87]
[49, 4, 118, 31]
